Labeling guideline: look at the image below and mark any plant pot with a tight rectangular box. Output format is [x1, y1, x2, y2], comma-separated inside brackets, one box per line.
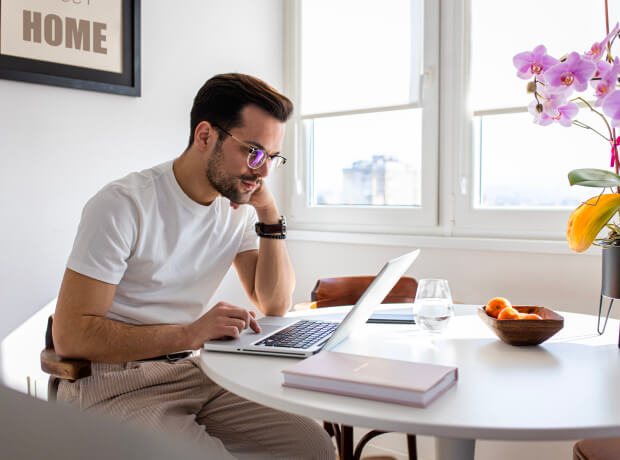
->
[602, 245, 620, 299]
[601, 245, 620, 348]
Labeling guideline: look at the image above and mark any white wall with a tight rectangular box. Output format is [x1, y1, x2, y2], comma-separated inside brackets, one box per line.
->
[286, 240, 605, 316]
[0, 0, 284, 341]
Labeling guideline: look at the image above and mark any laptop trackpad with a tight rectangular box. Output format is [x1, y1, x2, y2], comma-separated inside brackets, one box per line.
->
[258, 316, 295, 327]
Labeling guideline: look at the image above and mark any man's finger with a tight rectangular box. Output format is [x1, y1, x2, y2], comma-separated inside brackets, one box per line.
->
[221, 326, 240, 339]
[220, 317, 246, 333]
[249, 316, 261, 333]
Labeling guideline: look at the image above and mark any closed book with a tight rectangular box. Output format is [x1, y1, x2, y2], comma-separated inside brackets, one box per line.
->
[281, 351, 457, 407]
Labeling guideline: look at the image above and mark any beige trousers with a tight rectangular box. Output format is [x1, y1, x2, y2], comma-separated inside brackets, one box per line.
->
[58, 356, 336, 460]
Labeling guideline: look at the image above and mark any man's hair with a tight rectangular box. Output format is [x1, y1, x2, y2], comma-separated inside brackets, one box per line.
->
[188, 73, 294, 147]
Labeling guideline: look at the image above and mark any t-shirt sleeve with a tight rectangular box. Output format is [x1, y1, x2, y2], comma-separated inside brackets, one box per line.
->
[67, 185, 138, 285]
[238, 206, 259, 254]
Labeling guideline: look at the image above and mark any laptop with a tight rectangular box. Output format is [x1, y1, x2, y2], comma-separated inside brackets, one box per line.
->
[203, 249, 420, 358]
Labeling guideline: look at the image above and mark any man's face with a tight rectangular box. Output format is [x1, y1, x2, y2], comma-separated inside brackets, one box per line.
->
[205, 105, 285, 204]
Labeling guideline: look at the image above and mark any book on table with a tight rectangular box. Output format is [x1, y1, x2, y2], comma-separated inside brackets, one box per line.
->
[281, 351, 457, 408]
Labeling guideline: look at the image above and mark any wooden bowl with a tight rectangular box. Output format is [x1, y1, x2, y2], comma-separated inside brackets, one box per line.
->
[477, 306, 564, 346]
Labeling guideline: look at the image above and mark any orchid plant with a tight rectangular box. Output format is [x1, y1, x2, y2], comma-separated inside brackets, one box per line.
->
[513, 9, 620, 252]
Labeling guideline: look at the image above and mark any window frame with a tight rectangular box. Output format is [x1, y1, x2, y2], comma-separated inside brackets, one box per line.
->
[283, 0, 578, 241]
[282, 0, 440, 235]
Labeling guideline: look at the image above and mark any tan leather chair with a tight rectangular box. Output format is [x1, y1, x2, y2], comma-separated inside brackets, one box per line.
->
[40, 315, 91, 401]
[311, 276, 418, 308]
[574, 438, 620, 460]
[305, 275, 418, 460]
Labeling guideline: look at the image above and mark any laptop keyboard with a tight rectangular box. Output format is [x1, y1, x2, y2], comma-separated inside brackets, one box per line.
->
[254, 320, 339, 349]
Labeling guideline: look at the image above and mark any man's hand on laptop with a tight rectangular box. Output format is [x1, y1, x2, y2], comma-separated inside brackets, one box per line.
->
[185, 303, 262, 349]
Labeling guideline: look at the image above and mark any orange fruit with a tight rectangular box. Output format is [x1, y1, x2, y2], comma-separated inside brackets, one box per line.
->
[497, 306, 520, 320]
[485, 297, 512, 318]
[518, 313, 543, 320]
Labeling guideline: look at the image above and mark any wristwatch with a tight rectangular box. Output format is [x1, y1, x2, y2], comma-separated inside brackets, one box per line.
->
[255, 216, 287, 239]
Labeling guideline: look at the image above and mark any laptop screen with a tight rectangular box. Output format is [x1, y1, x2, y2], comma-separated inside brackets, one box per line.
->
[320, 249, 420, 352]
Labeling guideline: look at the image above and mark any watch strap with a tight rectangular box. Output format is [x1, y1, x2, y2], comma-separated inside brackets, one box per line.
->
[256, 233, 286, 239]
[255, 216, 287, 237]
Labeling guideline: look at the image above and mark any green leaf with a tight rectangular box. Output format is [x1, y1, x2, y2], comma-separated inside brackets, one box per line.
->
[568, 168, 620, 187]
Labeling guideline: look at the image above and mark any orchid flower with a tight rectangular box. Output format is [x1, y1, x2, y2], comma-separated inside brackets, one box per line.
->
[513, 45, 559, 80]
[528, 100, 553, 126]
[529, 86, 569, 123]
[544, 52, 596, 94]
[591, 58, 620, 106]
[555, 102, 580, 127]
[585, 22, 620, 61]
[603, 91, 620, 128]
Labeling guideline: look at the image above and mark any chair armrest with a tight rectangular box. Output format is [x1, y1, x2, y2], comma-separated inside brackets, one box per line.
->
[40, 349, 91, 381]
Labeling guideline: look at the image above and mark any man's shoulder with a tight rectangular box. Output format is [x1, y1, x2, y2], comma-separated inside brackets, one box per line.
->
[92, 161, 170, 200]
[107, 161, 171, 193]
[83, 161, 172, 216]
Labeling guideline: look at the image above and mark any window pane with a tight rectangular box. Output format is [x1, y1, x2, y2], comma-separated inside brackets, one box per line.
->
[310, 109, 422, 207]
[471, 0, 617, 111]
[301, 0, 422, 114]
[474, 111, 610, 208]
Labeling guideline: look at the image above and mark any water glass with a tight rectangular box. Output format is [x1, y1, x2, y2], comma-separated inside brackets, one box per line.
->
[413, 279, 454, 333]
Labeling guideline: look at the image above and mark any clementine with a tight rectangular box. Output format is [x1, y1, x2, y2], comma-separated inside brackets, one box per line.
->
[497, 306, 520, 320]
[485, 297, 512, 318]
[518, 313, 543, 320]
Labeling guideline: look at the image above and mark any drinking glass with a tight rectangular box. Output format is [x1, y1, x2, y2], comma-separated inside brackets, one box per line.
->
[413, 279, 454, 333]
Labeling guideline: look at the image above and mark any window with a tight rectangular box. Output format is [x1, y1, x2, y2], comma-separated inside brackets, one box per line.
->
[284, 0, 619, 239]
[284, 0, 439, 234]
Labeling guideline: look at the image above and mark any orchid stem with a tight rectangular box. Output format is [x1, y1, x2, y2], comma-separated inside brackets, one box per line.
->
[572, 119, 609, 140]
[573, 97, 615, 142]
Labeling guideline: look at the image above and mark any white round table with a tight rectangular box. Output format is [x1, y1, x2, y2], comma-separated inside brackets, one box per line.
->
[199, 305, 620, 460]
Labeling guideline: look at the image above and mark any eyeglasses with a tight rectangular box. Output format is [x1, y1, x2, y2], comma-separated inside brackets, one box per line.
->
[212, 124, 287, 170]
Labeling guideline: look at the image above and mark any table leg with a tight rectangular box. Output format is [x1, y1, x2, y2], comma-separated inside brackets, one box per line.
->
[435, 437, 475, 460]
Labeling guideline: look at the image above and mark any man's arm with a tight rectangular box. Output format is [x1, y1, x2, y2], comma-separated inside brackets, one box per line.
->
[233, 189, 295, 317]
[53, 268, 260, 362]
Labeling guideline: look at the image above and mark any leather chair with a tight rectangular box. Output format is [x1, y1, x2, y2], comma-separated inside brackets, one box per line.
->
[40, 315, 91, 401]
[573, 438, 620, 460]
[304, 275, 418, 460]
[311, 276, 418, 308]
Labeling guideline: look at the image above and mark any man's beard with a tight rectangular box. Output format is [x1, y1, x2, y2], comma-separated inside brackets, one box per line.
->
[205, 142, 261, 204]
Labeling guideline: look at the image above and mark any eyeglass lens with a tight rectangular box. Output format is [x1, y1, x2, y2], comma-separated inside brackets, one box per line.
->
[248, 150, 265, 168]
[248, 150, 284, 169]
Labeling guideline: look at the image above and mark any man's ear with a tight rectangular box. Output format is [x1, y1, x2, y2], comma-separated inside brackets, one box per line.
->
[193, 121, 217, 151]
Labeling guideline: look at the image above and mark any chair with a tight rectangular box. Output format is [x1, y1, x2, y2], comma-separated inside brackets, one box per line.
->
[40, 315, 91, 400]
[573, 438, 620, 460]
[303, 276, 418, 460]
[311, 276, 418, 309]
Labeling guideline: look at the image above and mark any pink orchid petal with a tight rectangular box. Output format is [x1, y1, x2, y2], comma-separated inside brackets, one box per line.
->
[603, 91, 620, 126]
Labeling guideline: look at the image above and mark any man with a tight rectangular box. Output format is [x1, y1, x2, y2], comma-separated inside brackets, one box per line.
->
[52, 73, 336, 459]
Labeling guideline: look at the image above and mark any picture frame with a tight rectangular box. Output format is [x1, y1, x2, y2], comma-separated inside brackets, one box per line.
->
[0, 0, 140, 97]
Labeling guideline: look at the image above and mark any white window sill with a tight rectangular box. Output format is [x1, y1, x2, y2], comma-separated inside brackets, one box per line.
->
[287, 230, 600, 257]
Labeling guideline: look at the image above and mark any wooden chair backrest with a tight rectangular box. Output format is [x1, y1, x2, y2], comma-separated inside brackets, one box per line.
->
[40, 315, 91, 382]
[310, 276, 418, 308]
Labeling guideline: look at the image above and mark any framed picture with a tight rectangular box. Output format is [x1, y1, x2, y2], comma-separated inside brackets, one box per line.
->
[0, 0, 140, 96]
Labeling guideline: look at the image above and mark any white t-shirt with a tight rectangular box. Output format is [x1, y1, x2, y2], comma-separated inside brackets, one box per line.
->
[67, 160, 259, 325]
